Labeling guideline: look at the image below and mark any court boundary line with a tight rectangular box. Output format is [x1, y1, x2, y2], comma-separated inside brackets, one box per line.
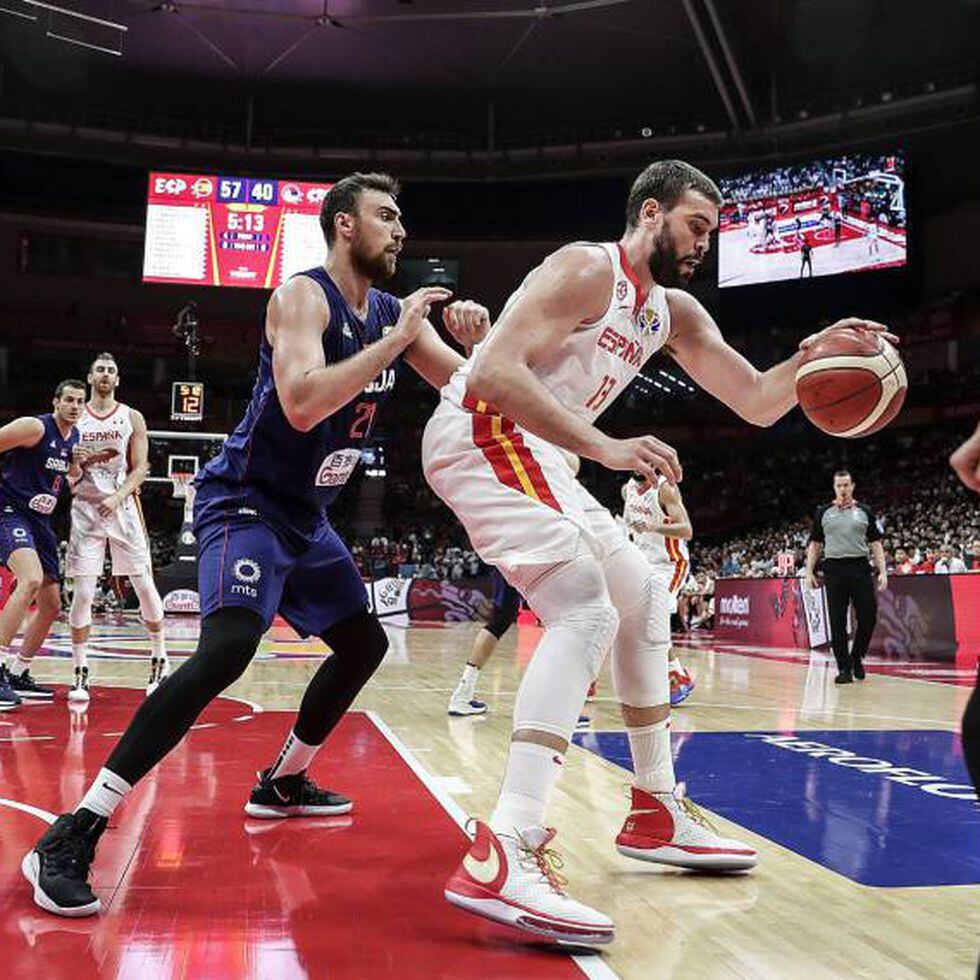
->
[365, 710, 622, 980]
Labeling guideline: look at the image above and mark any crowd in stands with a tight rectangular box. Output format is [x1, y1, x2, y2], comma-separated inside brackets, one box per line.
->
[690, 428, 980, 578]
[720, 153, 899, 204]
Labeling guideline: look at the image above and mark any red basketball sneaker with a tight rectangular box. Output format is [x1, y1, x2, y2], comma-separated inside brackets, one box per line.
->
[669, 666, 696, 707]
[615, 784, 757, 871]
[444, 820, 614, 945]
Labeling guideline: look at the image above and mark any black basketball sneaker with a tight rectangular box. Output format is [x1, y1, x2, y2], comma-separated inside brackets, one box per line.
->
[9, 669, 54, 700]
[244, 769, 353, 819]
[22, 811, 106, 917]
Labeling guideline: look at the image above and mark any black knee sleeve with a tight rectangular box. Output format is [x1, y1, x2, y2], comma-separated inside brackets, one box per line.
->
[292, 609, 388, 746]
[105, 607, 265, 785]
[485, 593, 520, 639]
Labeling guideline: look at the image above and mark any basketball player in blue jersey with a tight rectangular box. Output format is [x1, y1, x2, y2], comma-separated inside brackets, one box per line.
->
[0, 380, 88, 707]
[24, 172, 492, 917]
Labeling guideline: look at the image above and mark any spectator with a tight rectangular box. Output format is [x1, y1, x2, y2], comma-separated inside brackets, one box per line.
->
[935, 546, 967, 574]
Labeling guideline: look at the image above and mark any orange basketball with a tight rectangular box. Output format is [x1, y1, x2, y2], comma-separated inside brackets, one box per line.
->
[795, 327, 906, 437]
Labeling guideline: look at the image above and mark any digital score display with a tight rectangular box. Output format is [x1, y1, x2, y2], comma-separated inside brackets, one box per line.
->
[171, 381, 205, 422]
[143, 172, 333, 289]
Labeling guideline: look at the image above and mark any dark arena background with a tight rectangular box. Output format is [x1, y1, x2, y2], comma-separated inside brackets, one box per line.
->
[0, 3, 978, 979]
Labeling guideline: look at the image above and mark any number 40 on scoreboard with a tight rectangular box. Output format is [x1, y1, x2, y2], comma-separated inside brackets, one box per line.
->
[172, 381, 205, 422]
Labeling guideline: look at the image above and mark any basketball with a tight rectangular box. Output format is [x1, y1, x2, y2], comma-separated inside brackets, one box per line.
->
[795, 328, 907, 437]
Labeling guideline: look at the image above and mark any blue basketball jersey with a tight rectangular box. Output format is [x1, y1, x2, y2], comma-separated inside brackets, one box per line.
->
[0, 414, 78, 521]
[197, 266, 402, 535]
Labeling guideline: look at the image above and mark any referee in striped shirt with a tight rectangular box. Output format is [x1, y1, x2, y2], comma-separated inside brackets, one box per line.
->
[805, 470, 888, 684]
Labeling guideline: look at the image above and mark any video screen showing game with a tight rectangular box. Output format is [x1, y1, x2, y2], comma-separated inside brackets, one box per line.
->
[718, 152, 907, 288]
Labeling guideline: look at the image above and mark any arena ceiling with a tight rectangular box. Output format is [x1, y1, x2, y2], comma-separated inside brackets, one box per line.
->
[0, 0, 977, 177]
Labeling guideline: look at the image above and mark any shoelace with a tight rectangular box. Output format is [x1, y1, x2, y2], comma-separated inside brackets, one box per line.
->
[517, 834, 568, 894]
[672, 786, 721, 834]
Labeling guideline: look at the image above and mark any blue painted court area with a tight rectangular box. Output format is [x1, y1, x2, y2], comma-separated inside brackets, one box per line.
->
[573, 728, 980, 888]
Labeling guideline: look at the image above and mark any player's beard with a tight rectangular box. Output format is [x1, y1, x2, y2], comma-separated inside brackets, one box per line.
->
[648, 223, 694, 289]
[350, 233, 397, 282]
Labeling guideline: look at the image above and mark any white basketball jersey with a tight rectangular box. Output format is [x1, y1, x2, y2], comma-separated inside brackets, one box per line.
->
[445, 242, 671, 421]
[74, 403, 134, 503]
[623, 479, 690, 569]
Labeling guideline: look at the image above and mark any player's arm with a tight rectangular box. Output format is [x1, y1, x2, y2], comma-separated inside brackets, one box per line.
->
[0, 417, 44, 454]
[404, 300, 491, 389]
[95, 411, 149, 515]
[654, 483, 693, 539]
[271, 277, 450, 432]
[950, 420, 980, 493]
[466, 245, 681, 483]
[665, 290, 896, 427]
[805, 506, 825, 589]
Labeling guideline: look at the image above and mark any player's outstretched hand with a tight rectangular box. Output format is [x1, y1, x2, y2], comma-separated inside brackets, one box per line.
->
[597, 434, 682, 486]
[950, 419, 980, 493]
[799, 318, 899, 351]
[443, 300, 491, 351]
[392, 287, 453, 349]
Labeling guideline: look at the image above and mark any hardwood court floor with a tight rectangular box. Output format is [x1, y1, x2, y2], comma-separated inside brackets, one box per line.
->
[2, 614, 977, 980]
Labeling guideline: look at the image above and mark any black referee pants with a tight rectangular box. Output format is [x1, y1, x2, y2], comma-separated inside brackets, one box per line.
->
[824, 558, 877, 672]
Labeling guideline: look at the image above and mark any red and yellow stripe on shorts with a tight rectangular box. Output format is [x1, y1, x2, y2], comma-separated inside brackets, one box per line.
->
[463, 392, 562, 512]
[665, 536, 688, 593]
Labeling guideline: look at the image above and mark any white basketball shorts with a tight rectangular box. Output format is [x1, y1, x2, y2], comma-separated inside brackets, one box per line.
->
[67, 496, 152, 578]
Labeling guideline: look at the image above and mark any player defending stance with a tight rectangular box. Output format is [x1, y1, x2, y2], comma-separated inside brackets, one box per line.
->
[423, 159, 896, 943]
[67, 353, 168, 703]
[0, 381, 87, 704]
[23, 173, 490, 918]
[621, 475, 695, 705]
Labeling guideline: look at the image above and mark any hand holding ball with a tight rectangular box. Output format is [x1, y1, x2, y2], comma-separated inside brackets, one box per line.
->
[795, 326, 906, 437]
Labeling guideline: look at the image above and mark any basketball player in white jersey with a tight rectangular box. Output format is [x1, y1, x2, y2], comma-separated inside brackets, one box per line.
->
[422, 159, 896, 944]
[67, 353, 168, 702]
[621, 475, 695, 705]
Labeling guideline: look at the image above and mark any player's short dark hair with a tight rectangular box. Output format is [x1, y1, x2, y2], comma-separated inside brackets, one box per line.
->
[626, 160, 722, 228]
[834, 469, 852, 480]
[89, 351, 116, 372]
[320, 172, 401, 246]
[55, 378, 86, 399]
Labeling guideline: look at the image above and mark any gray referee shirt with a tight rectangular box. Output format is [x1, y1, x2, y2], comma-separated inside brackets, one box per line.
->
[809, 501, 882, 559]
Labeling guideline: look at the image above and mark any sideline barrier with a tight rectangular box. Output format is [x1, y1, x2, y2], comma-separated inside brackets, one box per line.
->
[714, 574, 980, 667]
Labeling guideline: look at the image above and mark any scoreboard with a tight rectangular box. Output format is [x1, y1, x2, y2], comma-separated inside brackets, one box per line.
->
[143, 172, 333, 289]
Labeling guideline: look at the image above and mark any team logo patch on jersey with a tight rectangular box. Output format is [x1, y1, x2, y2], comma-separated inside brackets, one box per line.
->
[635, 305, 661, 335]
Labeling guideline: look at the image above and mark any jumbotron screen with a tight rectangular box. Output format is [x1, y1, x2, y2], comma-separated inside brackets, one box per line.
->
[718, 152, 907, 288]
[142, 172, 333, 289]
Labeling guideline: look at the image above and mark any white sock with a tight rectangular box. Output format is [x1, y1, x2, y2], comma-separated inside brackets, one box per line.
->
[490, 741, 564, 836]
[455, 662, 480, 699]
[668, 657, 682, 674]
[267, 730, 320, 780]
[628, 718, 676, 794]
[149, 629, 167, 660]
[72, 643, 89, 670]
[77, 767, 132, 818]
[8, 654, 32, 677]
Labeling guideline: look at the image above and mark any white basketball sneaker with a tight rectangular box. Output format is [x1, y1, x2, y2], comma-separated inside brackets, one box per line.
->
[448, 677, 488, 716]
[616, 784, 757, 871]
[444, 820, 614, 945]
[67, 667, 90, 704]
